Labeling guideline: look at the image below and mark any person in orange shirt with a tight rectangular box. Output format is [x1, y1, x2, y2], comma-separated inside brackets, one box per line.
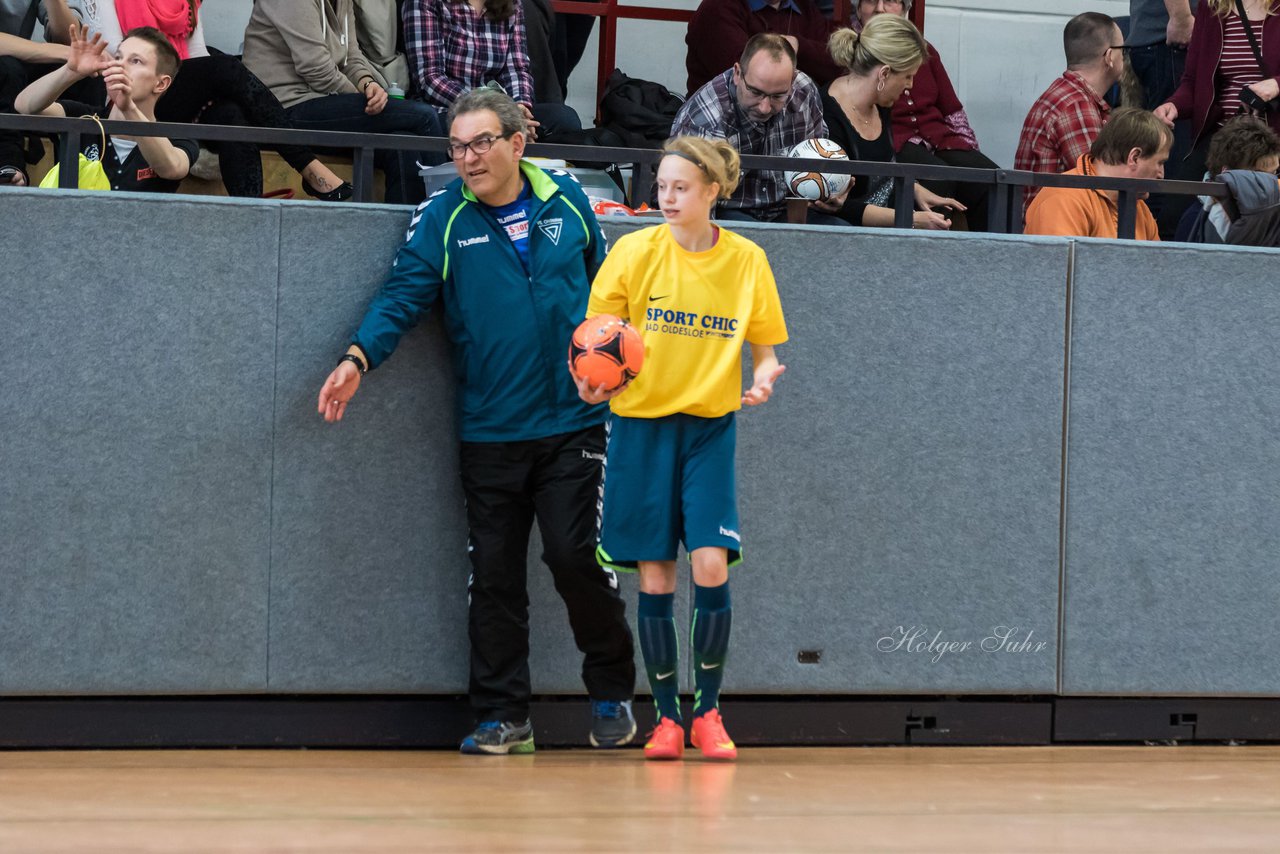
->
[1024, 107, 1173, 240]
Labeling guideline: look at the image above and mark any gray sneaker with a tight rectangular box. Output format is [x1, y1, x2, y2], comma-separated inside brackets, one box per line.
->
[590, 700, 637, 747]
[460, 719, 535, 755]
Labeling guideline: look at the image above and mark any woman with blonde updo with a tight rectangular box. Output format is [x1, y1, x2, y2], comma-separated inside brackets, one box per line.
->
[818, 15, 964, 230]
[854, 0, 999, 230]
[574, 135, 788, 763]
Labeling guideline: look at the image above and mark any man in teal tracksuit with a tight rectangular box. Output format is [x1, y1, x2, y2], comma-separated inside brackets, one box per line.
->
[316, 87, 636, 754]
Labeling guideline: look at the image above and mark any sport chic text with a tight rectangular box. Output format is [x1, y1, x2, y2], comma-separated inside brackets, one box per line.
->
[644, 306, 740, 339]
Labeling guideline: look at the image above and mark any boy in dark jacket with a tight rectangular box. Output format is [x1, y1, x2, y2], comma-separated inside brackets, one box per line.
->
[1176, 114, 1280, 242]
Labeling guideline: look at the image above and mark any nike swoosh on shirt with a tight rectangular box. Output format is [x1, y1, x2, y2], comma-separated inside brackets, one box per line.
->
[656, 670, 675, 680]
[700, 662, 720, 670]
[648, 295, 668, 301]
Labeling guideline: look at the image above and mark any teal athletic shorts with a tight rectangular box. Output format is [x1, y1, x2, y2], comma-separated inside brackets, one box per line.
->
[596, 411, 742, 571]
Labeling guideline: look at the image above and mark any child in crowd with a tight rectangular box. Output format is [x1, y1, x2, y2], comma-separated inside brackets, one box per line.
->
[16, 23, 195, 192]
[1177, 114, 1280, 243]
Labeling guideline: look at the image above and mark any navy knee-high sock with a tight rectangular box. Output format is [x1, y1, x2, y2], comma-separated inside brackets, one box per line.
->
[637, 592, 681, 723]
[692, 581, 732, 718]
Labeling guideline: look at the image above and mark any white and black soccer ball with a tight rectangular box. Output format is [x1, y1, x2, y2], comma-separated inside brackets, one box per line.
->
[783, 138, 851, 201]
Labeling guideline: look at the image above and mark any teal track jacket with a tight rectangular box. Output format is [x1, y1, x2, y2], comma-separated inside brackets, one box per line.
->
[353, 162, 609, 442]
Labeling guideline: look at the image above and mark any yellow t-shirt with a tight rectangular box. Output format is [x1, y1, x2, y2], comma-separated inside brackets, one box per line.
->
[587, 225, 788, 419]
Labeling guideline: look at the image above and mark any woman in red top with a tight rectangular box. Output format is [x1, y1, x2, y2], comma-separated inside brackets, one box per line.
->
[855, 0, 998, 231]
[1155, 0, 1280, 184]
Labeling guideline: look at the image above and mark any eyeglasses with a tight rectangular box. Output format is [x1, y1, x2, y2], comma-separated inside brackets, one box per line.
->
[859, 0, 904, 7]
[1107, 44, 1133, 54]
[447, 132, 514, 160]
[740, 78, 791, 106]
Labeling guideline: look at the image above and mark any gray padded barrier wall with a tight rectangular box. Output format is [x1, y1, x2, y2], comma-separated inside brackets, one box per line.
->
[269, 205, 467, 692]
[270, 206, 661, 695]
[267, 207, 658, 695]
[1, 190, 1073, 696]
[9, 192, 1279, 699]
[713, 226, 1068, 693]
[1062, 239, 1280, 696]
[0, 192, 278, 692]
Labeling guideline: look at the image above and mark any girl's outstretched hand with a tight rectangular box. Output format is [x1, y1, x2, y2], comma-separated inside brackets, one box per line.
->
[742, 364, 785, 406]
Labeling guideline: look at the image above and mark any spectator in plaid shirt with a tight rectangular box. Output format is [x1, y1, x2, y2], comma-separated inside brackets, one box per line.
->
[402, 0, 580, 140]
[670, 32, 841, 224]
[1014, 13, 1124, 224]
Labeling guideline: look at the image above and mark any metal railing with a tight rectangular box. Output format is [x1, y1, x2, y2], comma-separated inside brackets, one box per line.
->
[0, 112, 1227, 239]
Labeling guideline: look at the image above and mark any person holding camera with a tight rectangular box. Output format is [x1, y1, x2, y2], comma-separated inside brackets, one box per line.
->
[1155, 0, 1280, 199]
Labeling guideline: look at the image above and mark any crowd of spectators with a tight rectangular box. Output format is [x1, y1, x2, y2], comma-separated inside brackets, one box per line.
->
[0, 0, 590, 201]
[851, 0, 997, 230]
[242, 0, 444, 204]
[3, 0, 1280, 244]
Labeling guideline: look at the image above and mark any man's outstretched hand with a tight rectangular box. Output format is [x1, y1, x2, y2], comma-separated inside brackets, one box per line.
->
[317, 361, 362, 423]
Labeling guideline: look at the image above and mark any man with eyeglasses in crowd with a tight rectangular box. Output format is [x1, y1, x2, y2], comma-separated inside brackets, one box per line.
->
[1014, 12, 1126, 225]
[315, 86, 637, 757]
[671, 32, 842, 224]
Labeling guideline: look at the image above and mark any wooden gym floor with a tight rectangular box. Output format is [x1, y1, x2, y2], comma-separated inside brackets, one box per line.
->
[1, 745, 1278, 852]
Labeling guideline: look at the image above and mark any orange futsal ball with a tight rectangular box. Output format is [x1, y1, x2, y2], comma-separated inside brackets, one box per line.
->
[569, 314, 644, 392]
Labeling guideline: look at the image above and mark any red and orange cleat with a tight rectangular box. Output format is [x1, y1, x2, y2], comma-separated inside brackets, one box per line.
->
[643, 717, 685, 760]
[690, 709, 737, 760]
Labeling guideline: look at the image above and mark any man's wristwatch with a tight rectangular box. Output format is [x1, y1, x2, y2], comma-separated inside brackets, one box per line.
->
[338, 353, 367, 375]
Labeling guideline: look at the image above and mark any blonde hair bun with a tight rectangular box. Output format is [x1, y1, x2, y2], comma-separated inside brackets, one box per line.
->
[662, 135, 742, 199]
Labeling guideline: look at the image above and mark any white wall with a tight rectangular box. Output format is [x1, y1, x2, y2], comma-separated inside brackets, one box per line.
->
[924, 1, 1128, 167]
[179, 0, 1132, 167]
[199, 0, 254, 56]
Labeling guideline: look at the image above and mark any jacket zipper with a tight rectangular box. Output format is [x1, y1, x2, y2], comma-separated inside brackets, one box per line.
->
[1195, 16, 1226, 151]
[477, 188, 568, 422]
[527, 192, 567, 418]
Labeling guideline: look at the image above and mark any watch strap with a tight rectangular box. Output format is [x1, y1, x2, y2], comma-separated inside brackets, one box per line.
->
[338, 353, 367, 374]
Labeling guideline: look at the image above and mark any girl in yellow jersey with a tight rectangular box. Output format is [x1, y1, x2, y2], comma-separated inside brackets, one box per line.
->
[574, 136, 788, 761]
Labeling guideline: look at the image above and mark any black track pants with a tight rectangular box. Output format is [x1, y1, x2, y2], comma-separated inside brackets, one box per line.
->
[459, 425, 635, 721]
